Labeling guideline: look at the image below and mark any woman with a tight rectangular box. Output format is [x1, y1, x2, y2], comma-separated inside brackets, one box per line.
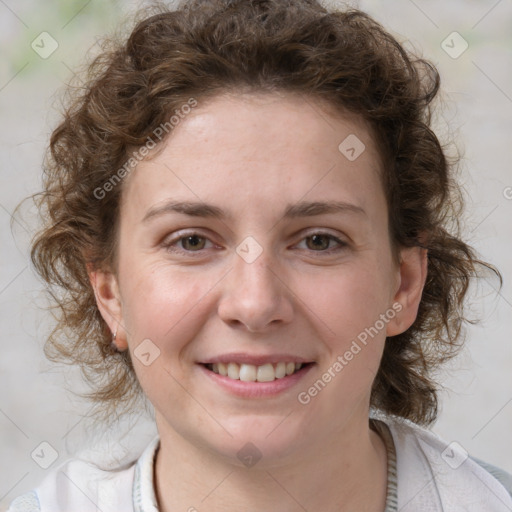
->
[9, 0, 512, 510]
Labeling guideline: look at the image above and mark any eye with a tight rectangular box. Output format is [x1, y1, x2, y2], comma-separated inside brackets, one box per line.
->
[163, 232, 215, 254]
[179, 234, 207, 251]
[296, 233, 346, 253]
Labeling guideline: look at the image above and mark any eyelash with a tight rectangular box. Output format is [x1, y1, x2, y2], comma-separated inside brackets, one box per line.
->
[162, 231, 347, 256]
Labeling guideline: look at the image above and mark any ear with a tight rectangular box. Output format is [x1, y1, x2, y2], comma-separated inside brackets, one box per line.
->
[386, 245, 428, 337]
[87, 264, 128, 351]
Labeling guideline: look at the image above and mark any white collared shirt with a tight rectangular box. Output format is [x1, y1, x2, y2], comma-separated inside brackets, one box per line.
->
[8, 415, 512, 511]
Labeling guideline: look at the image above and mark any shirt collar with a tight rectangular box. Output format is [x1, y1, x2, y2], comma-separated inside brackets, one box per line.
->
[132, 436, 160, 512]
[131, 423, 398, 512]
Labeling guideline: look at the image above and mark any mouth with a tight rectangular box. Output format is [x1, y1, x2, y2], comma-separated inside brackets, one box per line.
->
[197, 352, 316, 398]
[198, 360, 315, 398]
[201, 361, 314, 382]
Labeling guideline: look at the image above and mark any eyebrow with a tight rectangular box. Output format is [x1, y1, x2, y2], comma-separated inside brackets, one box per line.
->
[283, 200, 367, 219]
[142, 199, 367, 223]
[142, 200, 230, 223]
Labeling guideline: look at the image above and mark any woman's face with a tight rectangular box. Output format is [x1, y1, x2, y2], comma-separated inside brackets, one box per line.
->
[93, 92, 425, 466]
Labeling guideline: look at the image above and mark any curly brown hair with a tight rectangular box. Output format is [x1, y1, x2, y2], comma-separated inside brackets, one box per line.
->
[30, 0, 500, 425]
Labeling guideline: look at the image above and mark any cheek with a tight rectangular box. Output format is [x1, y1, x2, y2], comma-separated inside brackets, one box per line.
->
[119, 259, 214, 344]
[295, 262, 394, 339]
[118, 264, 219, 397]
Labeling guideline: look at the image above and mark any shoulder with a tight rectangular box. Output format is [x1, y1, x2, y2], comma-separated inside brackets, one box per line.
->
[374, 414, 512, 511]
[8, 437, 160, 512]
[7, 437, 160, 512]
[470, 455, 512, 497]
[6, 449, 143, 512]
[7, 490, 40, 512]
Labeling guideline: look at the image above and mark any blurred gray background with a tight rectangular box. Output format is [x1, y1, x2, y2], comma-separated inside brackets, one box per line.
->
[1, 0, 511, 508]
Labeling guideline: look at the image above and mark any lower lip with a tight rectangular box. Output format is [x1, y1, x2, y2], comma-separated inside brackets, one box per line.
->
[197, 363, 315, 398]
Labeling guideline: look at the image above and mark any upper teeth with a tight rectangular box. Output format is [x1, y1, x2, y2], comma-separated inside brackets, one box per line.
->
[209, 362, 303, 382]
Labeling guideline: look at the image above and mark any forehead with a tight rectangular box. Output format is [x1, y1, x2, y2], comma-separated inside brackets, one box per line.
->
[121, 92, 385, 221]
[159, 91, 380, 164]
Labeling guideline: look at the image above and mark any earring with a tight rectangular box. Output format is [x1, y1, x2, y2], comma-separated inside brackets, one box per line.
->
[110, 329, 120, 353]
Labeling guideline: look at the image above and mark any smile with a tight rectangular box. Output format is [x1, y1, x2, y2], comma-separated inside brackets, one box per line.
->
[198, 361, 316, 398]
[205, 362, 306, 382]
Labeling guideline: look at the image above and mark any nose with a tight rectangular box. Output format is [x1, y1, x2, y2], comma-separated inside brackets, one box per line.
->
[217, 250, 294, 333]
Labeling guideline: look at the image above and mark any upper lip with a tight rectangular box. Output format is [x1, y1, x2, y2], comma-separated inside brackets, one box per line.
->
[199, 353, 315, 366]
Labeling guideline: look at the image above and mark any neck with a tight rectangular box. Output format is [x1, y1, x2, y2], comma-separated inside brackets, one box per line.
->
[154, 412, 388, 512]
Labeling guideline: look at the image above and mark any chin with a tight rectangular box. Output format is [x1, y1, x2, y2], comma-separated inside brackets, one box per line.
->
[210, 414, 313, 468]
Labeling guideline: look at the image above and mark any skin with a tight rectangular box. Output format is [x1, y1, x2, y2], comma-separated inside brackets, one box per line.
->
[90, 92, 427, 511]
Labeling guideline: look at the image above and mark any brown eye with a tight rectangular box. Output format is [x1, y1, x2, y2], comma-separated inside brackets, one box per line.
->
[180, 235, 207, 251]
[305, 234, 333, 251]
